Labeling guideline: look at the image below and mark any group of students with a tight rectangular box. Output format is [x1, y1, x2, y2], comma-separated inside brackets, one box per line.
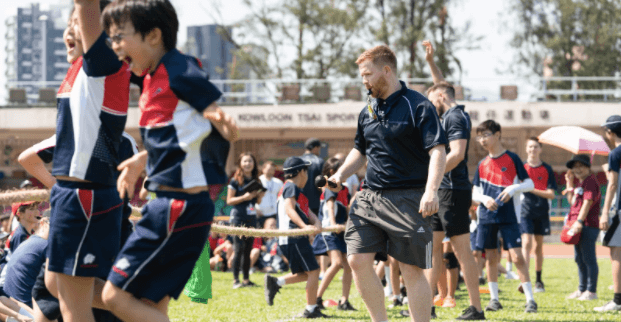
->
[2, 1, 239, 322]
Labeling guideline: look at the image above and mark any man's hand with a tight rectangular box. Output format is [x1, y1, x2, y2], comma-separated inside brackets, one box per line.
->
[117, 151, 147, 199]
[498, 188, 513, 203]
[419, 190, 439, 218]
[327, 173, 343, 193]
[203, 103, 240, 142]
[422, 40, 434, 62]
[600, 214, 610, 231]
[484, 198, 498, 211]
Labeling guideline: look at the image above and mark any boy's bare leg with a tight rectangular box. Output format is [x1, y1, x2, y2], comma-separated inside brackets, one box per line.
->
[317, 250, 343, 298]
[55, 273, 95, 322]
[102, 282, 169, 322]
[341, 253, 353, 301]
[305, 269, 320, 306]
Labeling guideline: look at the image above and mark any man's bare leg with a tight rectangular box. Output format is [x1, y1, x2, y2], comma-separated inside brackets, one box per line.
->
[400, 261, 432, 322]
[348, 253, 387, 322]
[451, 233, 483, 311]
[424, 232, 445, 303]
[341, 253, 353, 301]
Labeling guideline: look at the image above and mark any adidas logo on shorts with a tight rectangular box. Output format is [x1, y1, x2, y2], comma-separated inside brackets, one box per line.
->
[417, 227, 425, 233]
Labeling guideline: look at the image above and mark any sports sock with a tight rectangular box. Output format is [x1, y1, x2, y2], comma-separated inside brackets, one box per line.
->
[306, 304, 317, 312]
[506, 262, 513, 272]
[536, 270, 542, 283]
[522, 282, 534, 302]
[614, 293, 621, 305]
[277, 277, 286, 286]
[489, 282, 499, 301]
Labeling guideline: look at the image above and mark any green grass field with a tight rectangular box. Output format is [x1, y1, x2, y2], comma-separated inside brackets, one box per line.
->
[169, 258, 620, 321]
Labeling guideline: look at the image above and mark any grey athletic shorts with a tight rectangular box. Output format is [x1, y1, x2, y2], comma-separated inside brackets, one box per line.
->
[345, 188, 433, 269]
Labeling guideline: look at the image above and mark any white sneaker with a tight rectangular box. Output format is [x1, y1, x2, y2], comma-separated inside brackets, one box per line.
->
[594, 300, 621, 312]
[505, 271, 519, 280]
[578, 291, 598, 301]
[566, 290, 583, 299]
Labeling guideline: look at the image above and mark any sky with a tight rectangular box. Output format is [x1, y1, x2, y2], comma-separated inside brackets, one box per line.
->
[0, 0, 536, 104]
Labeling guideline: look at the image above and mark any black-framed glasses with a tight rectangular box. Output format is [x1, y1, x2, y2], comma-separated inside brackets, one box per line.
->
[475, 132, 494, 141]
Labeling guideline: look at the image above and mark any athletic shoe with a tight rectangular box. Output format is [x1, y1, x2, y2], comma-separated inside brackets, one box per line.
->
[242, 280, 257, 287]
[433, 294, 444, 306]
[388, 296, 403, 308]
[233, 281, 243, 289]
[301, 307, 328, 319]
[402, 296, 409, 305]
[524, 300, 537, 313]
[566, 290, 583, 299]
[400, 285, 407, 297]
[594, 300, 621, 312]
[456, 305, 486, 320]
[318, 273, 324, 280]
[534, 281, 545, 293]
[578, 291, 598, 301]
[264, 275, 281, 306]
[442, 297, 457, 308]
[517, 284, 524, 294]
[316, 297, 325, 310]
[400, 307, 437, 319]
[337, 299, 357, 311]
[479, 277, 486, 285]
[485, 299, 503, 312]
[505, 271, 519, 280]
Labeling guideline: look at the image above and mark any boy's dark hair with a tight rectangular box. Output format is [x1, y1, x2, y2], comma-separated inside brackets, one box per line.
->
[17, 202, 40, 217]
[322, 157, 342, 177]
[476, 120, 501, 134]
[528, 137, 542, 146]
[608, 127, 621, 138]
[427, 81, 455, 100]
[102, 0, 178, 52]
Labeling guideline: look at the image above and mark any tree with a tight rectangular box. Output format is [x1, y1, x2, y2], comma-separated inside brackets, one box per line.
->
[509, 0, 621, 96]
[369, 0, 480, 81]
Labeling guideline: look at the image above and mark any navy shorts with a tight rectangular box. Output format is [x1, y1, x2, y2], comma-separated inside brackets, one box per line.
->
[470, 226, 482, 251]
[519, 216, 551, 236]
[280, 239, 319, 274]
[476, 223, 522, 250]
[47, 180, 123, 278]
[108, 191, 213, 303]
[312, 233, 347, 255]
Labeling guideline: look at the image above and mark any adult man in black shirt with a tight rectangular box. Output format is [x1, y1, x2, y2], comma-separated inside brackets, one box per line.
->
[301, 138, 325, 216]
[327, 45, 447, 322]
[419, 40, 484, 320]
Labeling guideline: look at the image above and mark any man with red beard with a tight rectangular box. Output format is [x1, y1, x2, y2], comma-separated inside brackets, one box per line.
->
[325, 45, 447, 322]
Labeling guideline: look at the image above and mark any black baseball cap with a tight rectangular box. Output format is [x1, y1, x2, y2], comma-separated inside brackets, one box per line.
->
[283, 157, 311, 176]
[305, 138, 321, 150]
[566, 154, 591, 169]
[602, 115, 621, 132]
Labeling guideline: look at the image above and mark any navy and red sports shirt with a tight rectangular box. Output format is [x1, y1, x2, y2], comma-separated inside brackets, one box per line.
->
[139, 49, 228, 191]
[277, 181, 310, 245]
[318, 187, 350, 229]
[521, 162, 557, 218]
[473, 151, 530, 224]
[52, 32, 131, 186]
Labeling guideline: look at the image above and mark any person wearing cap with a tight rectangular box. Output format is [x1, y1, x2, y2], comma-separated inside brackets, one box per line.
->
[325, 45, 448, 322]
[300, 138, 325, 217]
[6, 202, 41, 257]
[596, 115, 621, 312]
[264, 156, 325, 319]
[564, 154, 601, 301]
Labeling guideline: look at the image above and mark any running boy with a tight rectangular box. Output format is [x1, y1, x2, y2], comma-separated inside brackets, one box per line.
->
[520, 137, 557, 293]
[312, 157, 356, 311]
[100, 1, 238, 321]
[471, 120, 537, 313]
[264, 156, 325, 319]
[45, 0, 131, 321]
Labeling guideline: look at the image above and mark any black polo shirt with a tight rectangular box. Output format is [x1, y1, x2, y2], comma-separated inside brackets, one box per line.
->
[354, 81, 447, 191]
[440, 105, 472, 190]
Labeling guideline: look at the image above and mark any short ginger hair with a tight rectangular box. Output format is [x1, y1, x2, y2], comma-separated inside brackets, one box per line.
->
[427, 81, 456, 100]
[356, 45, 397, 72]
